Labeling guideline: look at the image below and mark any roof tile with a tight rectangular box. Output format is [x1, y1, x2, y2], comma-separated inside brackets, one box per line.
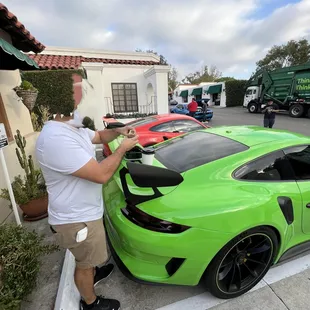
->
[0, 3, 45, 53]
[28, 54, 162, 69]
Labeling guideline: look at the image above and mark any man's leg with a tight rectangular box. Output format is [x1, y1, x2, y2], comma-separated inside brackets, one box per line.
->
[269, 119, 275, 128]
[263, 118, 269, 128]
[75, 267, 96, 304]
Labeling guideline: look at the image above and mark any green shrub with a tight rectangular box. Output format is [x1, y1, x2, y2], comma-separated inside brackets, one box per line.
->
[225, 80, 247, 107]
[0, 224, 58, 310]
[22, 70, 84, 117]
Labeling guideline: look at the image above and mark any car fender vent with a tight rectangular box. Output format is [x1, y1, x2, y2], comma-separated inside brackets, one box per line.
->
[165, 258, 186, 276]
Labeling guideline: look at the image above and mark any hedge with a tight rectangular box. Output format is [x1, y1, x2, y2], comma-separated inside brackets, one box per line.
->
[225, 80, 247, 107]
[22, 69, 84, 116]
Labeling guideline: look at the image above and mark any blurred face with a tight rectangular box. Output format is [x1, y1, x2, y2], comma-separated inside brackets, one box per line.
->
[268, 101, 273, 105]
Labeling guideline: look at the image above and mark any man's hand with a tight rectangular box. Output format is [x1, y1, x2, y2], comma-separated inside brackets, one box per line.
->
[119, 135, 139, 152]
[115, 126, 137, 138]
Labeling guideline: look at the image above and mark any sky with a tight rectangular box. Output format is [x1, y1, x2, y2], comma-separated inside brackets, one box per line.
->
[5, 0, 310, 80]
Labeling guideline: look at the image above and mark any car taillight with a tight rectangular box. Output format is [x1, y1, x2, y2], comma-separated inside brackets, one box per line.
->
[121, 204, 190, 234]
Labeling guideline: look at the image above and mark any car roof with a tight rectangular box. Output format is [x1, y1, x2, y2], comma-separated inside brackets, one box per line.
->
[146, 113, 194, 121]
[205, 125, 309, 147]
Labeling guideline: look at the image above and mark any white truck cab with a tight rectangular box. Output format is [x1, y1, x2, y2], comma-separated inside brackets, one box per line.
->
[243, 86, 259, 108]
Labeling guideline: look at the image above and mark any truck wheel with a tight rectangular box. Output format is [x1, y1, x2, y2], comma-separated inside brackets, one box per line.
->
[248, 102, 258, 113]
[289, 104, 304, 118]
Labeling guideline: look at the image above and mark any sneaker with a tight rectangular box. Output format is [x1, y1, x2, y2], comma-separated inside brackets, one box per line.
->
[80, 296, 120, 310]
[94, 264, 114, 287]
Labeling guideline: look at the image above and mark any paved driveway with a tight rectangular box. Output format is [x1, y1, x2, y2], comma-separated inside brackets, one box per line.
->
[96, 107, 310, 310]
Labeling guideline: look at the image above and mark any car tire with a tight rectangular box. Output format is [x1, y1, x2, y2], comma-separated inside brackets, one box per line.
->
[289, 103, 304, 118]
[247, 102, 258, 113]
[204, 226, 278, 299]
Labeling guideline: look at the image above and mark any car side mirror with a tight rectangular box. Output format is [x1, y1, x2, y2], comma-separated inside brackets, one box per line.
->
[127, 162, 183, 188]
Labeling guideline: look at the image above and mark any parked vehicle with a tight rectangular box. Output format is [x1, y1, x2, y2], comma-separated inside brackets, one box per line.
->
[103, 114, 208, 156]
[104, 125, 310, 299]
[243, 63, 310, 118]
[170, 103, 213, 121]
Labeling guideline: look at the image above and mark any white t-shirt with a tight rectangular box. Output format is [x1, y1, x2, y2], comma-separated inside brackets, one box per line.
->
[35, 121, 103, 225]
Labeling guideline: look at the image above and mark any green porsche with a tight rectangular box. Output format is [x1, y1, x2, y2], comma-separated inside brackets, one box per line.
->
[103, 125, 310, 299]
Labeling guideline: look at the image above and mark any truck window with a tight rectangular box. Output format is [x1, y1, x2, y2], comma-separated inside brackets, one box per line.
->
[253, 89, 257, 94]
[246, 90, 253, 95]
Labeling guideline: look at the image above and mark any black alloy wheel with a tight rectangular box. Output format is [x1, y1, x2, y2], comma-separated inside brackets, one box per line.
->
[205, 226, 278, 299]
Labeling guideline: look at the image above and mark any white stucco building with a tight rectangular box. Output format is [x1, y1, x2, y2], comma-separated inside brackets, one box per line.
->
[173, 82, 227, 107]
[30, 47, 171, 130]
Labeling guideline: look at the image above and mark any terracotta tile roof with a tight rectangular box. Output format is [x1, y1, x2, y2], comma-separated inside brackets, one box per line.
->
[28, 54, 162, 69]
[0, 3, 45, 53]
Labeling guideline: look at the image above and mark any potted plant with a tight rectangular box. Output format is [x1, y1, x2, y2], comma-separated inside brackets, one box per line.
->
[0, 130, 48, 221]
[14, 80, 38, 112]
[0, 223, 58, 310]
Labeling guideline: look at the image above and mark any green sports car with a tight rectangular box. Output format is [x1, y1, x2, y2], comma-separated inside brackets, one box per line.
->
[103, 125, 310, 299]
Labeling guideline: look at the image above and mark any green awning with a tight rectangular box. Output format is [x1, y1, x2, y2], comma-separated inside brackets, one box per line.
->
[191, 87, 202, 96]
[179, 90, 188, 97]
[0, 38, 39, 70]
[207, 84, 222, 94]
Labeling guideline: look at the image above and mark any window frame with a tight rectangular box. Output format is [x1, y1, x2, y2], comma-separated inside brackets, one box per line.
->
[172, 119, 204, 132]
[0, 94, 13, 142]
[149, 121, 175, 133]
[283, 144, 310, 182]
[232, 146, 310, 183]
[111, 83, 138, 113]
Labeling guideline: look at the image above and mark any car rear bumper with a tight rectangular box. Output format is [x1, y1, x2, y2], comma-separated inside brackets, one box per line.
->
[104, 203, 233, 286]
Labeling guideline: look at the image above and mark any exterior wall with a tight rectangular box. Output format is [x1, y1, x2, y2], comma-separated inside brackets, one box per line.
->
[77, 63, 169, 131]
[0, 69, 38, 224]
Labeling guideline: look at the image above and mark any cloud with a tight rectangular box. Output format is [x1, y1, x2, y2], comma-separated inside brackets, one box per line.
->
[6, 0, 310, 79]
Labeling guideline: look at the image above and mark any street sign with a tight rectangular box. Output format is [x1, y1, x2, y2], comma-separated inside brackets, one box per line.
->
[0, 123, 8, 149]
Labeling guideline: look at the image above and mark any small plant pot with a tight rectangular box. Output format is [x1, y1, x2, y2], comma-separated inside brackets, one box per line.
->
[15, 89, 38, 112]
[20, 195, 48, 222]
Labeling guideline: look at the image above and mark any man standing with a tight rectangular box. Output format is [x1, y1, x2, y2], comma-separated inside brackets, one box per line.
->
[188, 98, 198, 118]
[262, 99, 280, 128]
[36, 111, 138, 310]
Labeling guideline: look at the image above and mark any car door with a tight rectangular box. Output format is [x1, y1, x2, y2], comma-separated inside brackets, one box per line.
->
[172, 119, 205, 133]
[284, 145, 310, 234]
[235, 150, 303, 229]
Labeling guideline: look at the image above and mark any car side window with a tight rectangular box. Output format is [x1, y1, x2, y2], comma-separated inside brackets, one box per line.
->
[173, 120, 204, 132]
[176, 104, 184, 110]
[284, 145, 310, 180]
[235, 151, 295, 181]
[150, 122, 174, 133]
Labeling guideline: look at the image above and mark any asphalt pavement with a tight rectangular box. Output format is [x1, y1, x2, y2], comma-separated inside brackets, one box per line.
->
[95, 107, 310, 310]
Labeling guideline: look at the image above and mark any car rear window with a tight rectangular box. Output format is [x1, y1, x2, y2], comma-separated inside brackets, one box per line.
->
[154, 131, 249, 173]
[126, 117, 157, 127]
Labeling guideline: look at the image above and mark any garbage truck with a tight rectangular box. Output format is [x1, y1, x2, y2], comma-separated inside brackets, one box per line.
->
[243, 63, 310, 118]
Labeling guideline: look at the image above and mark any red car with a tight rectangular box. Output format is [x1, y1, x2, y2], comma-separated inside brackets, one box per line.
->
[103, 114, 209, 156]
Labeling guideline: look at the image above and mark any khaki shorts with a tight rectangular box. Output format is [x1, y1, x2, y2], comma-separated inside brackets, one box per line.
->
[51, 218, 108, 269]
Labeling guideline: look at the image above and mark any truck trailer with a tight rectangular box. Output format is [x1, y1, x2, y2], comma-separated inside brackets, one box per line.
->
[243, 63, 310, 118]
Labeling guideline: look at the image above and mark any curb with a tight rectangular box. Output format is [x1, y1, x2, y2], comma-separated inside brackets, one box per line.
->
[54, 250, 80, 310]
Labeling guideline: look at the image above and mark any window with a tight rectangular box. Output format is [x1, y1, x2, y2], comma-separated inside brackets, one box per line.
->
[154, 131, 248, 173]
[126, 117, 157, 128]
[284, 145, 310, 180]
[0, 94, 13, 142]
[234, 151, 295, 181]
[182, 97, 188, 103]
[176, 104, 184, 110]
[246, 89, 253, 95]
[111, 83, 138, 113]
[172, 120, 204, 132]
[150, 122, 174, 132]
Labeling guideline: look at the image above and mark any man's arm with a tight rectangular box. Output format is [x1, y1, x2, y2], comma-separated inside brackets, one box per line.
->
[91, 129, 120, 144]
[72, 145, 126, 184]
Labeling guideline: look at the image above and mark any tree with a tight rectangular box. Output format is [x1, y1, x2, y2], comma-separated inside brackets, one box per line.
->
[256, 39, 310, 71]
[135, 48, 179, 91]
[168, 67, 178, 91]
[181, 65, 222, 84]
[215, 76, 236, 82]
